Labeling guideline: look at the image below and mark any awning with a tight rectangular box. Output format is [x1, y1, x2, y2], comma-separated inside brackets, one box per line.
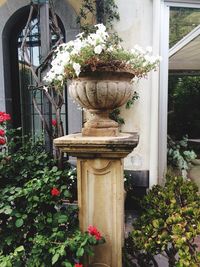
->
[169, 25, 200, 71]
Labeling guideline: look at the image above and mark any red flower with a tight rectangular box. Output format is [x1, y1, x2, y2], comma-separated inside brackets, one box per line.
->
[0, 112, 11, 124]
[88, 225, 102, 240]
[0, 129, 5, 136]
[52, 119, 57, 126]
[0, 138, 6, 145]
[74, 264, 83, 267]
[51, 187, 60, 196]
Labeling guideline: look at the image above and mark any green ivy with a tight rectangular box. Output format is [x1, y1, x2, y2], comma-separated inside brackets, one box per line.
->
[77, 0, 120, 35]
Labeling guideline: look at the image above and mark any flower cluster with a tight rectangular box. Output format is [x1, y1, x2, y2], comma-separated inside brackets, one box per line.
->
[44, 24, 160, 88]
[88, 225, 102, 240]
[0, 111, 11, 124]
[52, 119, 57, 127]
[51, 187, 60, 196]
[0, 112, 11, 149]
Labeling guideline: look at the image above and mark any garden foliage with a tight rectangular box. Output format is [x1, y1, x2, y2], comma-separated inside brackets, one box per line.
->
[167, 135, 197, 177]
[0, 127, 104, 266]
[125, 175, 200, 267]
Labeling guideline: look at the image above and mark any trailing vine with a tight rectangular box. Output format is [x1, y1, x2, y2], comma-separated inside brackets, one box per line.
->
[110, 92, 139, 125]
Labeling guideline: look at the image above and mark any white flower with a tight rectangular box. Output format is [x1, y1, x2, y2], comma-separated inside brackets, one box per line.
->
[95, 24, 106, 32]
[73, 63, 81, 77]
[134, 44, 145, 54]
[107, 46, 114, 52]
[57, 75, 64, 81]
[146, 46, 153, 53]
[130, 49, 136, 54]
[43, 23, 161, 85]
[54, 65, 65, 75]
[43, 86, 48, 92]
[94, 45, 103, 54]
[76, 32, 84, 38]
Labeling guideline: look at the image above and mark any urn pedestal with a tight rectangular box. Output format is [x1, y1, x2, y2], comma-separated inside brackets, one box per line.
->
[69, 71, 134, 137]
[54, 133, 139, 267]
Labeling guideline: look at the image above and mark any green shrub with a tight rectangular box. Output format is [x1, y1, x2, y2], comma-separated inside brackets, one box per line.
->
[125, 175, 200, 267]
[167, 135, 196, 178]
[0, 132, 104, 266]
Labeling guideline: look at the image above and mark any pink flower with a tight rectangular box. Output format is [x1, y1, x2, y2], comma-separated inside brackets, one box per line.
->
[0, 138, 6, 145]
[74, 264, 83, 267]
[0, 129, 5, 136]
[52, 119, 57, 126]
[0, 112, 11, 124]
[88, 225, 102, 240]
[51, 187, 60, 196]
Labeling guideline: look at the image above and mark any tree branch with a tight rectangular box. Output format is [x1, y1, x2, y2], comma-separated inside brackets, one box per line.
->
[32, 93, 52, 138]
[20, 5, 34, 50]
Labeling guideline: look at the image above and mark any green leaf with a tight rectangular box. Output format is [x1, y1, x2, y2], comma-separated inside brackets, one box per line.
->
[27, 156, 34, 161]
[15, 246, 24, 252]
[4, 206, 12, 215]
[15, 218, 24, 228]
[58, 215, 68, 224]
[152, 219, 159, 228]
[62, 263, 72, 267]
[76, 247, 84, 257]
[52, 253, 60, 265]
[52, 166, 58, 173]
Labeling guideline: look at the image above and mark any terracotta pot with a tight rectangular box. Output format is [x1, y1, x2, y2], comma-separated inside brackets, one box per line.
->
[69, 71, 135, 137]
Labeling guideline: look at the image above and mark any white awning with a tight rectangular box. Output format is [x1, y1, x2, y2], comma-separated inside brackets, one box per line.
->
[169, 25, 200, 71]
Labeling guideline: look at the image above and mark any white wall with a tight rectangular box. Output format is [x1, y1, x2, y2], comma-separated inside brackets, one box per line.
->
[115, 0, 161, 186]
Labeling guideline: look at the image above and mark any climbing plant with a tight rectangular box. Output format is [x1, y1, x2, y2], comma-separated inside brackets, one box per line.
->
[76, 0, 120, 34]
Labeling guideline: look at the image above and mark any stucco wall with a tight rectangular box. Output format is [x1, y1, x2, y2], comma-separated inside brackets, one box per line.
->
[114, 0, 160, 186]
[114, 0, 153, 170]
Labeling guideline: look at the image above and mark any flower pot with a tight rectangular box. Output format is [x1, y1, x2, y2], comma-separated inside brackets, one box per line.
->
[69, 71, 135, 137]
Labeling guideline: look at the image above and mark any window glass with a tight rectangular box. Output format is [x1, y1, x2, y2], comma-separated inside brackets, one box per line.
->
[168, 6, 200, 165]
[18, 17, 66, 138]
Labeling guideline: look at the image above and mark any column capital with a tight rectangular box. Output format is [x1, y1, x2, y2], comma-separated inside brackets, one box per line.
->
[54, 132, 139, 158]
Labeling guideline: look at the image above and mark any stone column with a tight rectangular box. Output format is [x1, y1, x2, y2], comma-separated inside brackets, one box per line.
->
[54, 133, 138, 267]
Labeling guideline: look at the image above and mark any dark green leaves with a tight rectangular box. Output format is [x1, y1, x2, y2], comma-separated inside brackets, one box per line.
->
[15, 218, 24, 228]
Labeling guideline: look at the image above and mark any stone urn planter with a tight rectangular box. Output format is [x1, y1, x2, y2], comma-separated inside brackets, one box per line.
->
[69, 70, 135, 137]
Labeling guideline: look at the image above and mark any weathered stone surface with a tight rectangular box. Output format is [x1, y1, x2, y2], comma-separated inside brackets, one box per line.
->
[54, 133, 139, 267]
[54, 132, 139, 158]
[68, 72, 134, 137]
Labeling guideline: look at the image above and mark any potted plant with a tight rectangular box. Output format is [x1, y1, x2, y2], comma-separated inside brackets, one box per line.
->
[44, 24, 160, 136]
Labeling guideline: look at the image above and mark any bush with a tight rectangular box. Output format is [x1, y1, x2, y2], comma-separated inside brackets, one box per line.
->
[125, 175, 200, 267]
[167, 135, 197, 178]
[0, 131, 104, 266]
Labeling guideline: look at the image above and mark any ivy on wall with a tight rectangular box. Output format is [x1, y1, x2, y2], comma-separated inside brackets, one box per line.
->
[76, 0, 120, 34]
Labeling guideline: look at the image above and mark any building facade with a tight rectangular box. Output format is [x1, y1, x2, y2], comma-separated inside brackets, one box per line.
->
[0, 0, 199, 188]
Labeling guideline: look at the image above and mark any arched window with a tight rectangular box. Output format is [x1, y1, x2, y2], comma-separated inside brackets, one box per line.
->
[18, 15, 66, 138]
[2, 3, 82, 140]
[3, 6, 66, 138]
